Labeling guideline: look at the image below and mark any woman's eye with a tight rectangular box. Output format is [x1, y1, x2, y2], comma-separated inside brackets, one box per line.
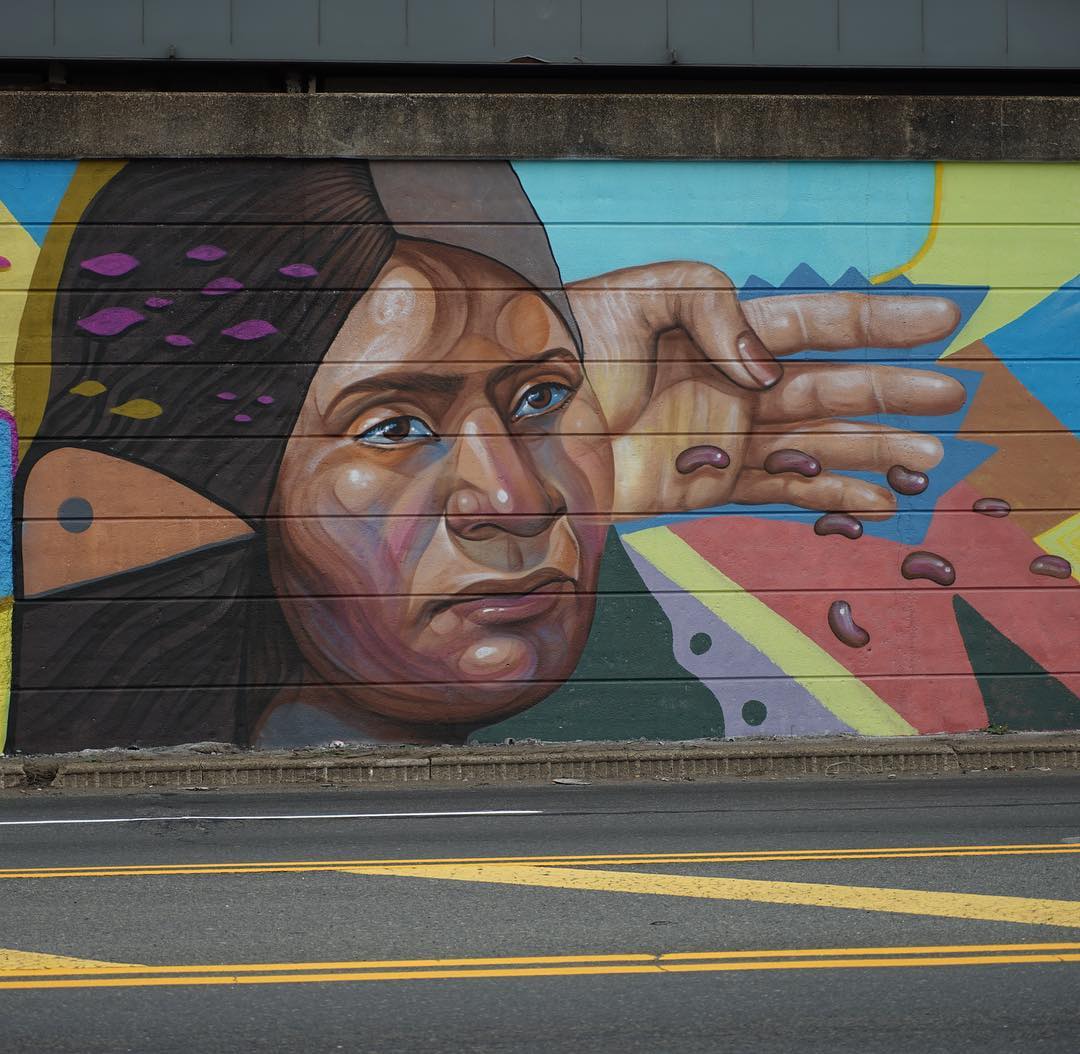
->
[511, 381, 574, 422]
[356, 415, 436, 446]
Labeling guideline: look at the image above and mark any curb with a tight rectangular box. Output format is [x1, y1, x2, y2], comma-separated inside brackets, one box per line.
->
[3, 733, 1080, 792]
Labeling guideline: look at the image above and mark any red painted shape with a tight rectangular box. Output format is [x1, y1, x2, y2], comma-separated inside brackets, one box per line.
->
[671, 481, 1080, 731]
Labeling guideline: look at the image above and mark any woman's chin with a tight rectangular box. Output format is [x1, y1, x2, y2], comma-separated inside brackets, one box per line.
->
[355, 640, 575, 727]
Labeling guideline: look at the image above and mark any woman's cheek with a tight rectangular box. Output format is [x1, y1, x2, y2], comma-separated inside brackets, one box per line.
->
[558, 396, 615, 513]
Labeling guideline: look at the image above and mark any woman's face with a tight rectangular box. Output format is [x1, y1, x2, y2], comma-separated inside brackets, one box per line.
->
[268, 241, 614, 727]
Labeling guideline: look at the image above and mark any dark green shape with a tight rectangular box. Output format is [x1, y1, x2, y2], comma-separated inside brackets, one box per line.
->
[741, 700, 767, 726]
[471, 529, 724, 743]
[952, 594, 1080, 731]
[689, 632, 712, 656]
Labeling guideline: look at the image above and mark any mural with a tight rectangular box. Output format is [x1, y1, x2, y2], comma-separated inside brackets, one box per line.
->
[0, 159, 1077, 752]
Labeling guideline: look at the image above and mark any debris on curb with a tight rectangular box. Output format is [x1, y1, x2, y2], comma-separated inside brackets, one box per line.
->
[1, 731, 1078, 793]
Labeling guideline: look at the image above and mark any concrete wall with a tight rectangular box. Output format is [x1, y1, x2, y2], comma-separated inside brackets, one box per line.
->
[5, 93, 1080, 162]
[1, 151, 1078, 751]
[2, 0, 1079, 69]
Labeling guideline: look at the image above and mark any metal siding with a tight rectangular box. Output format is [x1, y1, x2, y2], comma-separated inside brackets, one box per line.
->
[924, 0, 1008, 65]
[582, 0, 667, 62]
[55, 0, 143, 58]
[232, 0, 321, 60]
[751, 0, 840, 64]
[144, 0, 233, 60]
[1007, 0, 1080, 66]
[2, 0, 1080, 68]
[838, 0, 922, 66]
[0, 0, 54, 56]
[494, 0, 580, 62]
[668, 0, 754, 65]
[408, 0, 496, 62]
[320, 0, 408, 61]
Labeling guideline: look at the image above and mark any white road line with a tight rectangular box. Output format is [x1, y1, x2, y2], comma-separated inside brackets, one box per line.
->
[0, 809, 544, 827]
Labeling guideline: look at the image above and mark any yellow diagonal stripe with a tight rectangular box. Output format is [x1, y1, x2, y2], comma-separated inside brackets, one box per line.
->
[623, 526, 915, 735]
[352, 864, 1080, 929]
[0, 947, 138, 972]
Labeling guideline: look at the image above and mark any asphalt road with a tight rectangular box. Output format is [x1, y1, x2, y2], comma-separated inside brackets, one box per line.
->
[2, 772, 1079, 1053]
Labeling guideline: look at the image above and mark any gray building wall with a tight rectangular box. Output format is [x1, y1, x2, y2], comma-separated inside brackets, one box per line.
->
[0, 0, 1078, 68]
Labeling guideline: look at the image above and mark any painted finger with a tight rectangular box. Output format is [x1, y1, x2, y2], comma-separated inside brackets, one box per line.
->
[745, 421, 945, 473]
[571, 262, 782, 390]
[679, 285, 783, 390]
[732, 469, 898, 519]
[755, 363, 967, 424]
[742, 293, 960, 355]
[627, 261, 785, 390]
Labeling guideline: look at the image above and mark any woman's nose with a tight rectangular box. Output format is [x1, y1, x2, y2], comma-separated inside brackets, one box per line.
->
[446, 418, 562, 540]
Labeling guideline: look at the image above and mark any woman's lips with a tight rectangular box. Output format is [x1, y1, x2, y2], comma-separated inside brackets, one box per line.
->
[430, 571, 575, 626]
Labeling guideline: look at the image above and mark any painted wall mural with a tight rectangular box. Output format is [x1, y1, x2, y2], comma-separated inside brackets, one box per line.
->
[0, 159, 1077, 752]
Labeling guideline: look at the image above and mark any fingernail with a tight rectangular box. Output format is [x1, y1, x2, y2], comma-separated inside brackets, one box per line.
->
[736, 330, 783, 388]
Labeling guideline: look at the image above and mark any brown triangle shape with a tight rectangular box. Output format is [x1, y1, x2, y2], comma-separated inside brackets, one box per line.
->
[21, 448, 254, 596]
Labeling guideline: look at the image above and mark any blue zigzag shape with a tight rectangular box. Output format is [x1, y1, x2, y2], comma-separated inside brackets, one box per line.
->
[984, 275, 1080, 437]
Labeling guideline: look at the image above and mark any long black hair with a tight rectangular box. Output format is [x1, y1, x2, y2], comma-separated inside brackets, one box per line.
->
[12, 160, 396, 750]
[9, 159, 576, 752]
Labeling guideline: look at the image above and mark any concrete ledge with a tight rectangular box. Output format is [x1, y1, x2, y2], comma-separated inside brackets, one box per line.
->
[2, 91, 1080, 160]
[3, 733, 1079, 792]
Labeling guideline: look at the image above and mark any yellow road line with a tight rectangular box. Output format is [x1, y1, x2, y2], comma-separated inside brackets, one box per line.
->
[351, 864, 1080, 928]
[3, 941, 1080, 980]
[0, 951, 658, 978]
[2, 843, 1078, 880]
[662, 941, 1080, 960]
[2, 952, 1077, 990]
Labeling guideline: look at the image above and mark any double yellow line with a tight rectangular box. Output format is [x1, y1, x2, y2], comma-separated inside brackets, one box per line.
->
[2, 942, 1079, 991]
[2, 842, 1078, 881]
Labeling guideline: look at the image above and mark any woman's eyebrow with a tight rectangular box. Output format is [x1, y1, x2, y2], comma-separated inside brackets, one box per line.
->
[486, 348, 579, 388]
[325, 372, 465, 418]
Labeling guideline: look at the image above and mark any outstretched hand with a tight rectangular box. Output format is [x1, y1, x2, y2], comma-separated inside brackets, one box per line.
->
[567, 262, 966, 519]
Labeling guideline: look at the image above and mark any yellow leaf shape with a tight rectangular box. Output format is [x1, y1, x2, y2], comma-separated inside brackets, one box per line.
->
[68, 380, 106, 397]
[110, 399, 162, 420]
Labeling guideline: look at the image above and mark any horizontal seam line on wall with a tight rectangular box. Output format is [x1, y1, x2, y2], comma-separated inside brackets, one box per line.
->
[16, 673, 1080, 691]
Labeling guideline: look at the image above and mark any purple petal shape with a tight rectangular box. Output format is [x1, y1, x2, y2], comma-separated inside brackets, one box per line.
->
[165, 334, 193, 347]
[221, 319, 277, 341]
[256, 395, 274, 405]
[216, 391, 238, 401]
[202, 276, 244, 296]
[233, 413, 252, 423]
[81, 252, 139, 277]
[279, 263, 318, 279]
[145, 296, 174, 309]
[0, 256, 11, 271]
[76, 307, 146, 337]
[186, 244, 227, 262]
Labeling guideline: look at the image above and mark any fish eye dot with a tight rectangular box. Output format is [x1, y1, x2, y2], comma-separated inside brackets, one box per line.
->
[689, 632, 712, 655]
[742, 700, 768, 726]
